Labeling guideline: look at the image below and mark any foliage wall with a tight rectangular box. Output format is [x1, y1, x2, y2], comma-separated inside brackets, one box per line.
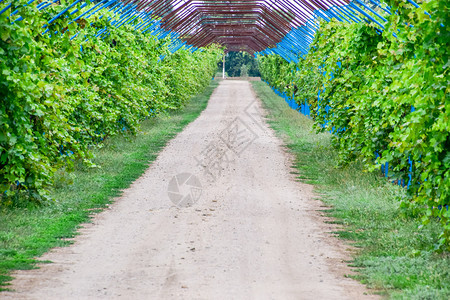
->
[0, 1, 222, 204]
[258, 0, 449, 249]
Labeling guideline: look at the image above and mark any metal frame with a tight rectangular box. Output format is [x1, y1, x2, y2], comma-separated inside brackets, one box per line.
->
[127, 0, 353, 54]
[1, 0, 402, 60]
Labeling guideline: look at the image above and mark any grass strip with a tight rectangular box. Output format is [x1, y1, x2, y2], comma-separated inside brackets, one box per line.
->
[0, 80, 218, 290]
[251, 81, 450, 299]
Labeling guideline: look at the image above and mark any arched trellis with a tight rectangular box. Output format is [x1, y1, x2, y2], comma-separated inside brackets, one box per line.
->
[139, 0, 397, 62]
[0, 0, 422, 61]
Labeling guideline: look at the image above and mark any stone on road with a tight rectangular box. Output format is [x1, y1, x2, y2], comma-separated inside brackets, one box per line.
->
[2, 80, 376, 299]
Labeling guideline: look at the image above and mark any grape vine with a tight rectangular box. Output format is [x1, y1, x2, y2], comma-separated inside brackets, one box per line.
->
[0, 1, 222, 204]
[258, 0, 449, 249]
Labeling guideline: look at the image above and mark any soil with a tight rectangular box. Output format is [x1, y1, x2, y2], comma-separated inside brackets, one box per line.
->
[1, 80, 378, 299]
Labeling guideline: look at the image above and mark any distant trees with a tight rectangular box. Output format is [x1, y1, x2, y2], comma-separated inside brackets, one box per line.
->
[218, 51, 260, 77]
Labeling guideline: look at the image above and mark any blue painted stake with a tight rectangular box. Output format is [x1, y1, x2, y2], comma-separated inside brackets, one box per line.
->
[0, 3, 12, 16]
[46, 0, 81, 26]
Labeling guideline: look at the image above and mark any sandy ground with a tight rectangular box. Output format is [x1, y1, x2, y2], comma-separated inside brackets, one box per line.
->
[1, 81, 378, 300]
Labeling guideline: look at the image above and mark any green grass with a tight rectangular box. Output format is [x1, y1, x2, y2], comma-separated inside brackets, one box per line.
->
[0, 81, 218, 290]
[214, 71, 227, 78]
[251, 81, 450, 299]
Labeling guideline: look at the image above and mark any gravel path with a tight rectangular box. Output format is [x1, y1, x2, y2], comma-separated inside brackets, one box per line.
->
[2, 80, 377, 299]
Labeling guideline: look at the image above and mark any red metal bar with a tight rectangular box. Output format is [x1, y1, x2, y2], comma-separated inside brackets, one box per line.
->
[121, 0, 346, 53]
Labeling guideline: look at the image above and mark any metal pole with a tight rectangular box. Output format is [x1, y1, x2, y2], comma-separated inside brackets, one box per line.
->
[222, 53, 225, 79]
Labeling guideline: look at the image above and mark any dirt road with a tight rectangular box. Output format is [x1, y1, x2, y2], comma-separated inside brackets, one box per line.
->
[2, 81, 376, 299]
